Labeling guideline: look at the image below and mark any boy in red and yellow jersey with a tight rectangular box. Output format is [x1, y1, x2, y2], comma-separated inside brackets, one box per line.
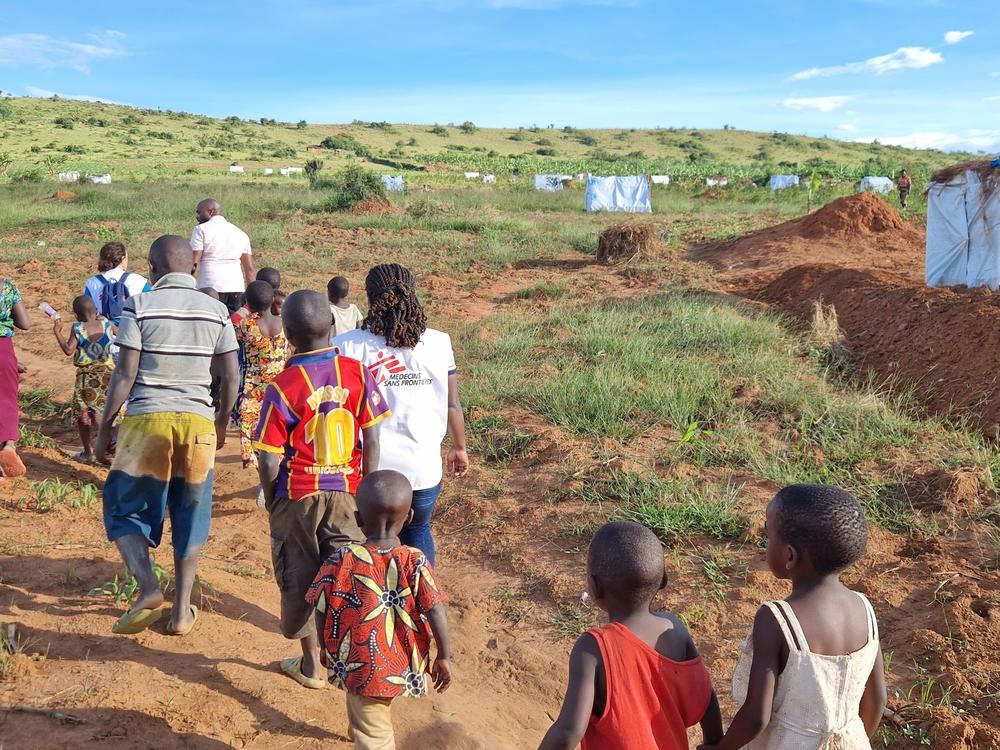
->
[254, 290, 390, 690]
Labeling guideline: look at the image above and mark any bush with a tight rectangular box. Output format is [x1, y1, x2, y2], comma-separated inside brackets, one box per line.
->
[270, 145, 296, 158]
[407, 137, 418, 147]
[147, 131, 174, 140]
[85, 117, 109, 127]
[429, 125, 448, 137]
[305, 158, 324, 186]
[296, 120, 307, 129]
[12, 168, 43, 183]
[536, 148, 557, 156]
[578, 135, 598, 147]
[459, 120, 478, 134]
[62, 145, 86, 154]
[0, 101, 11, 121]
[53, 117, 74, 130]
[260, 117, 278, 126]
[323, 165, 387, 211]
[319, 134, 370, 158]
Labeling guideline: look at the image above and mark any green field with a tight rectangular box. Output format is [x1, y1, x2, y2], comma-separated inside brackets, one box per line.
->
[0, 96, 978, 184]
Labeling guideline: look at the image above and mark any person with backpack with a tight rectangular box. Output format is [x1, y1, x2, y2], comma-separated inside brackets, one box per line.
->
[83, 242, 152, 330]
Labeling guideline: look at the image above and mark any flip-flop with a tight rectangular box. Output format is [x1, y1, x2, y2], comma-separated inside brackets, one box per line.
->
[112, 607, 163, 635]
[0, 450, 26, 479]
[280, 656, 326, 689]
[166, 605, 199, 636]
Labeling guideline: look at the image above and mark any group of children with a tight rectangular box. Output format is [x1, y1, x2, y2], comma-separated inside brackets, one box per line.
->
[41, 245, 886, 750]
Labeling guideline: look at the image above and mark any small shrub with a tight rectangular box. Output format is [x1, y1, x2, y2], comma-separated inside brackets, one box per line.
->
[578, 135, 598, 147]
[0, 101, 12, 121]
[534, 138, 553, 146]
[260, 117, 278, 126]
[536, 147, 557, 156]
[406, 137, 418, 147]
[429, 125, 448, 137]
[53, 117, 74, 130]
[459, 120, 478, 134]
[62, 144, 86, 154]
[147, 131, 174, 140]
[29, 145, 41, 153]
[85, 117, 109, 127]
[406, 198, 446, 219]
[305, 158, 324, 186]
[11, 168, 42, 183]
[323, 165, 388, 211]
[122, 114, 142, 125]
[270, 145, 296, 158]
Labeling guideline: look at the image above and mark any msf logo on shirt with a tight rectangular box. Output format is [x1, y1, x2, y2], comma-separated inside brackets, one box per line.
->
[368, 351, 407, 385]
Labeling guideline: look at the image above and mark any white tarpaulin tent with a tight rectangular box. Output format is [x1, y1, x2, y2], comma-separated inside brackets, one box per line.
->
[58, 171, 79, 182]
[229, 165, 245, 174]
[482, 174, 496, 184]
[769, 175, 799, 191]
[263, 168, 273, 175]
[87, 174, 112, 185]
[651, 175, 670, 185]
[463, 172, 480, 180]
[926, 164, 1000, 289]
[706, 177, 728, 187]
[381, 175, 404, 192]
[534, 174, 565, 192]
[860, 176, 893, 194]
[584, 175, 652, 213]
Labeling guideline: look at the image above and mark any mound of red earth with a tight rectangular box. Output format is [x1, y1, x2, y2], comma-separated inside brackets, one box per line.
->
[759, 263, 1000, 435]
[692, 192, 924, 285]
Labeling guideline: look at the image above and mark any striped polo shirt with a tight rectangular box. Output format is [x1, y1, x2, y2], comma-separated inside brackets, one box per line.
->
[115, 272, 239, 420]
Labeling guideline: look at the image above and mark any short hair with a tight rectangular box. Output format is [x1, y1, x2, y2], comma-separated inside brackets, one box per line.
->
[282, 289, 332, 341]
[257, 267, 281, 289]
[588, 521, 665, 604]
[199, 287, 220, 300]
[327, 275, 350, 301]
[72, 294, 95, 319]
[98, 241, 127, 273]
[245, 280, 275, 313]
[774, 484, 868, 574]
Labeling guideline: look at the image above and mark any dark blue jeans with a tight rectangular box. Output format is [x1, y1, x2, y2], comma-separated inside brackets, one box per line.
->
[400, 483, 441, 565]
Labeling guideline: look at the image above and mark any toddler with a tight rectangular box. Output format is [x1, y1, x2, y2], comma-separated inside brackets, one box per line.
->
[328, 276, 363, 338]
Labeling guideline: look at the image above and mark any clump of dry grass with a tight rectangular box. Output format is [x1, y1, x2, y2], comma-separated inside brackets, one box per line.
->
[596, 222, 656, 264]
[809, 298, 851, 371]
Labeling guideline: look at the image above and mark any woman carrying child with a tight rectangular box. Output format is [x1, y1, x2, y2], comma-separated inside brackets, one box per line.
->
[705, 484, 887, 750]
[54, 296, 117, 463]
[235, 281, 288, 472]
[0, 276, 32, 478]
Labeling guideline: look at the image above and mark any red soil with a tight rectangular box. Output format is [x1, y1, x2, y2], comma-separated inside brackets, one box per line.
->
[692, 192, 925, 286]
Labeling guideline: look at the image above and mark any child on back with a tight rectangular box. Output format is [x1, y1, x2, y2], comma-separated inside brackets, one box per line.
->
[539, 521, 722, 750]
[704, 484, 886, 750]
[328, 276, 363, 338]
[53, 295, 116, 463]
[306, 469, 452, 749]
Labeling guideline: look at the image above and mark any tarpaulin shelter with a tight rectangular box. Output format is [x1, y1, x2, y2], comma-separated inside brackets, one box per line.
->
[584, 175, 652, 213]
[651, 175, 670, 185]
[926, 160, 1000, 289]
[769, 175, 800, 191]
[381, 175, 404, 192]
[859, 176, 893, 194]
[534, 175, 565, 192]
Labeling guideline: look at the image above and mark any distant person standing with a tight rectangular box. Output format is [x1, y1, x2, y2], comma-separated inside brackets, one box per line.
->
[190, 198, 256, 313]
[897, 170, 912, 209]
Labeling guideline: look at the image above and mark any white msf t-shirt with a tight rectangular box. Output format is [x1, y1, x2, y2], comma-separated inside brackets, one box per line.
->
[190, 215, 252, 294]
[334, 327, 456, 491]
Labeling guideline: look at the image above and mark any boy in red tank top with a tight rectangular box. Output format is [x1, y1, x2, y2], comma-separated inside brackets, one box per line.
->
[539, 521, 723, 750]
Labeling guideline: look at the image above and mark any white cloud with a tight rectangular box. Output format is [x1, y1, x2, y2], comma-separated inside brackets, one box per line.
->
[985, 95, 1000, 102]
[24, 85, 119, 104]
[944, 30, 973, 44]
[783, 95, 853, 112]
[854, 130, 1000, 152]
[0, 30, 126, 73]
[838, 123, 859, 132]
[991, 72, 1000, 78]
[792, 46, 942, 80]
[483, 0, 636, 6]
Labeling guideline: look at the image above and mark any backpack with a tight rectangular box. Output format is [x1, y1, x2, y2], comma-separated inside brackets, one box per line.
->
[98, 272, 131, 323]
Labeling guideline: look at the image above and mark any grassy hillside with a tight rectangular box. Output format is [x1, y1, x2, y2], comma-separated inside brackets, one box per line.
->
[0, 97, 976, 183]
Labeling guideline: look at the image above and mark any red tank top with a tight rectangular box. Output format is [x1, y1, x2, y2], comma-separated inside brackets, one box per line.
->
[581, 622, 713, 750]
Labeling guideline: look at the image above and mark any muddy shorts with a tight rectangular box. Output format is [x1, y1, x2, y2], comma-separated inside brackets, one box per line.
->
[103, 412, 216, 559]
[267, 491, 362, 640]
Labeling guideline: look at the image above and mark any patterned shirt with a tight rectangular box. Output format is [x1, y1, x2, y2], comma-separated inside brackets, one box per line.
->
[306, 544, 446, 698]
[0, 280, 22, 338]
[252, 347, 390, 499]
[72, 318, 116, 367]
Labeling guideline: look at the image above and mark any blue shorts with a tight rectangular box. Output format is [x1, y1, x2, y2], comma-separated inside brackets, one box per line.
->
[103, 412, 216, 559]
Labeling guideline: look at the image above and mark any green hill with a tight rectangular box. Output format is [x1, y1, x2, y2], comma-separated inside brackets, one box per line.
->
[0, 96, 976, 183]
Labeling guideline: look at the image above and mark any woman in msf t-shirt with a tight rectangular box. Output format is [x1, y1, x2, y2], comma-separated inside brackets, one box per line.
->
[333, 263, 469, 565]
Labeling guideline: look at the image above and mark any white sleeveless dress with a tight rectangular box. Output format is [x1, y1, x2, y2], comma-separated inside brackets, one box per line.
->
[731, 593, 879, 750]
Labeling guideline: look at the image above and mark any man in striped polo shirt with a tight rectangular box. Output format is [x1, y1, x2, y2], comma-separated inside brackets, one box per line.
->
[96, 235, 240, 637]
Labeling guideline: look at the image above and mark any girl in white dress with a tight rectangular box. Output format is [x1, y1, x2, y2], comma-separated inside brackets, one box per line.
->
[705, 484, 887, 750]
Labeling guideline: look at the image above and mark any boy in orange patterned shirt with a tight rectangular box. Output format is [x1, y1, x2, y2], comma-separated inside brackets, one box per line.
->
[306, 469, 452, 749]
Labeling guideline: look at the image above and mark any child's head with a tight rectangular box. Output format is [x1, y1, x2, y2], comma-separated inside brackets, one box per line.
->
[587, 521, 667, 611]
[271, 289, 287, 316]
[245, 280, 275, 314]
[199, 287, 220, 300]
[355, 470, 413, 538]
[257, 267, 281, 289]
[327, 276, 350, 304]
[72, 295, 98, 322]
[766, 484, 868, 579]
[281, 289, 332, 351]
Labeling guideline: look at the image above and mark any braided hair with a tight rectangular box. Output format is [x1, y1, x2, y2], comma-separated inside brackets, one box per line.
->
[774, 484, 868, 574]
[363, 263, 427, 349]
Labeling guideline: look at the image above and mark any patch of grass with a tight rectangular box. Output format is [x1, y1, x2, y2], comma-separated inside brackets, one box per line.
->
[576, 470, 746, 543]
[513, 281, 571, 300]
[18, 425, 57, 449]
[89, 561, 169, 605]
[468, 415, 537, 463]
[491, 585, 531, 624]
[19, 388, 71, 421]
[549, 604, 591, 639]
[25, 479, 100, 512]
[225, 565, 270, 580]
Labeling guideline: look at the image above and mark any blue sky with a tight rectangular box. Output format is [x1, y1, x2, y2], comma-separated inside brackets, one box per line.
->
[2, 0, 998, 151]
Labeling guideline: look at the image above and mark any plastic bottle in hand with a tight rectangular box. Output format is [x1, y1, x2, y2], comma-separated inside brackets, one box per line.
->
[38, 302, 61, 320]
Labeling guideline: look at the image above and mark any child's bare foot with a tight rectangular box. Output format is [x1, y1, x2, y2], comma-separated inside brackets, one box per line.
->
[130, 588, 165, 614]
